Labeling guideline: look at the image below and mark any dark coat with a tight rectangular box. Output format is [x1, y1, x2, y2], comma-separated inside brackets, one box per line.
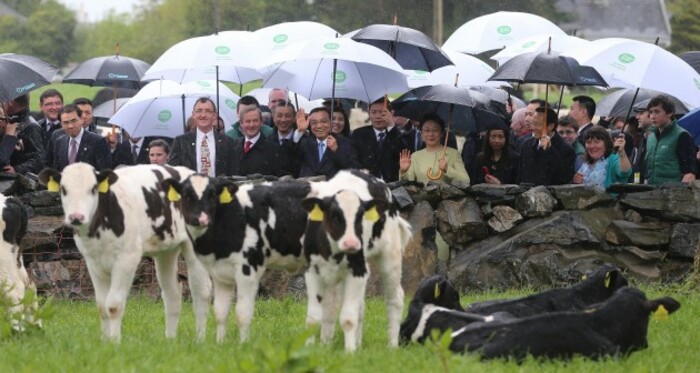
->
[518, 133, 576, 186]
[46, 130, 112, 172]
[231, 134, 287, 177]
[168, 131, 235, 176]
[37, 118, 63, 150]
[351, 126, 407, 182]
[268, 130, 306, 178]
[472, 149, 520, 185]
[0, 121, 45, 174]
[299, 135, 359, 178]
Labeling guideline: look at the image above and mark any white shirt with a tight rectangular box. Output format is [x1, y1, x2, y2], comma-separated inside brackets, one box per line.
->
[244, 132, 261, 146]
[195, 129, 216, 175]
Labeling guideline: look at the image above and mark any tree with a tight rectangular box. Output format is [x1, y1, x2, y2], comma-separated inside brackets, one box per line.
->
[668, 0, 700, 53]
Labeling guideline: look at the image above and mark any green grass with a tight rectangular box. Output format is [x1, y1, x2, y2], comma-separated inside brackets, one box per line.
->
[1, 285, 696, 372]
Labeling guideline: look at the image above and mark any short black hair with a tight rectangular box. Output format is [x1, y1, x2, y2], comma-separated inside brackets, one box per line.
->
[573, 95, 596, 119]
[309, 107, 331, 118]
[535, 107, 558, 126]
[237, 95, 259, 109]
[73, 97, 93, 107]
[59, 104, 82, 121]
[529, 98, 546, 107]
[40, 89, 63, 104]
[148, 139, 171, 155]
[419, 113, 445, 132]
[12, 94, 29, 107]
[647, 95, 675, 115]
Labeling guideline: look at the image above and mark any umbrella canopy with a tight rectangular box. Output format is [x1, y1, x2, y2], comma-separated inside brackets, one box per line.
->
[491, 34, 590, 65]
[246, 88, 324, 112]
[351, 24, 452, 71]
[0, 53, 58, 102]
[489, 50, 607, 86]
[678, 107, 700, 146]
[109, 80, 240, 138]
[469, 85, 526, 111]
[253, 21, 338, 55]
[679, 51, 700, 75]
[596, 88, 689, 118]
[407, 49, 504, 89]
[392, 85, 508, 134]
[442, 11, 566, 55]
[259, 37, 408, 102]
[563, 38, 700, 108]
[63, 55, 151, 89]
[142, 31, 259, 84]
[93, 97, 130, 119]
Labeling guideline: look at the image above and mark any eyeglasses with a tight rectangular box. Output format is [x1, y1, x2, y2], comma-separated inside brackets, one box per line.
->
[194, 109, 215, 114]
[557, 130, 576, 135]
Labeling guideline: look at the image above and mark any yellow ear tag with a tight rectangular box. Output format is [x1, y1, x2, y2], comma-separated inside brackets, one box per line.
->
[605, 272, 611, 288]
[581, 274, 587, 280]
[434, 283, 441, 299]
[364, 206, 380, 222]
[98, 178, 110, 194]
[309, 204, 324, 222]
[652, 305, 669, 322]
[47, 177, 59, 193]
[167, 186, 181, 202]
[219, 188, 233, 204]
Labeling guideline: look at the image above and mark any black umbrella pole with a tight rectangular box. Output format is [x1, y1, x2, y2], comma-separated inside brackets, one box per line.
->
[181, 94, 187, 133]
[556, 85, 565, 116]
[330, 58, 338, 117]
[216, 65, 220, 117]
[615, 87, 640, 152]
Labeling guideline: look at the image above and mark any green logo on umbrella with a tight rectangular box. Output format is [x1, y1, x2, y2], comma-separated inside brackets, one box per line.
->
[197, 80, 211, 87]
[324, 42, 340, 50]
[108, 73, 129, 79]
[521, 41, 536, 48]
[333, 70, 347, 83]
[273, 34, 288, 43]
[497, 25, 511, 35]
[694, 78, 700, 90]
[215, 46, 230, 55]
[618, 53, 635, 64]
[414, 70, 428, 75]
[15, 82, 36, 93]
[225, 98, 237, 109]
[158, 110, 172, 122]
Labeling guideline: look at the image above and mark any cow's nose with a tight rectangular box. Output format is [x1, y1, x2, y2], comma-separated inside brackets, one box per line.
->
[198, 212, 210, 226]
[341, 237, 361, 252]
[68, 213, 85, 225]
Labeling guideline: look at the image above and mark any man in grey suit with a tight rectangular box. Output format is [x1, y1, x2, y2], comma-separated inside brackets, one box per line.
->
[169, 97, 235, 176]
[45, 104, 111, 172]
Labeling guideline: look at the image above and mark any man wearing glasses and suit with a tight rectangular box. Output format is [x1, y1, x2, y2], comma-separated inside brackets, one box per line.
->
[169, 97, 235, 176]
[45, 104, 111, 172]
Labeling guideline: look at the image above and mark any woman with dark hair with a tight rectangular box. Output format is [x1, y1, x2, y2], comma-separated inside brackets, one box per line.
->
[473, 123, 520, 184]
[399, 113, 469, 184]
[573, 126, 632, 188]
[331, 107, 351, 137]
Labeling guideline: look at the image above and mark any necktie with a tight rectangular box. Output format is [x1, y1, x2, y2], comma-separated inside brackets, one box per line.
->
[200, 135, 212, 176]
[47, 121, 56, 132]
[280, 138, 289, 146]
[132, 144, 139, 163]
[378, 131, 386, 143]
[68, 138, 78, 164]
[244, 140, 253, 154]
[318, 141, 326, 161]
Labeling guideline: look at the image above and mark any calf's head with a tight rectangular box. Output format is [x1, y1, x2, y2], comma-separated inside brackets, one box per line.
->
[38, 164, 118, 228]
[302, 190, 387, 253]
[161, 174, 238, 238]
[412, 275, 464, 311]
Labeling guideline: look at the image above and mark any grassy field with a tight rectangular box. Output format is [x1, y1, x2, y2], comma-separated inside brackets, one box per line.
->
[1, 285, 696, 372]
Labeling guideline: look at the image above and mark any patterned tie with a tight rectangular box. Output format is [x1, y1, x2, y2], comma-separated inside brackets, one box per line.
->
[244, 140, 253, 154]
[318, 141, 325, 161]
[132, 144, 139, 164]
[68, 138, 78, 164]
[200, 135, 212, 176]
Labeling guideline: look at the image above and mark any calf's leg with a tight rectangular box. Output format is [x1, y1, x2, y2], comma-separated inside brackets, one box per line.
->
[180, 243, 211, 342]
[212, 277, 236, 343]
[154, 250, 182, 339]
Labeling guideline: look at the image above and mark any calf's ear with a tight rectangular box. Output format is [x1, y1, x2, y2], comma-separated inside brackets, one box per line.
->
[37, 168, 61, 192]
[216, 181, 238, 204]
[363, 199, 388, 222]
[648, 296, 681, 321]
[161, 179, 182, 202]
[302, 197, 325, 222]
[95, 170, 118, 194]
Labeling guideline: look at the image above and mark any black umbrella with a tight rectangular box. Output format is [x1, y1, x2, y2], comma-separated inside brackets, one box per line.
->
[351, 24, 453, 71]
[679, 51, 700, 74]
[0, 53, 58, 102]
[469, 85, 525, 112]
[596, 88, 689, 118]
[63, 54, 151, 90]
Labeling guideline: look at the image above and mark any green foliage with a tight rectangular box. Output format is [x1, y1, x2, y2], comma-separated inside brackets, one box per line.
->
[0, 285, 54, 340]
[2, 0, 43, 16]
[237, 326, 323, 373]
[426, 329, 455, 373]
[668, 0, 700, 53]
[20, 0, 77, 67]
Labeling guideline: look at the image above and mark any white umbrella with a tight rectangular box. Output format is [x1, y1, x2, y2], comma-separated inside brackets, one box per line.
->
[563, 38, 700, 108]
[407, 49, 504, 88]
[442, 11, 566, 55]
[491, 34, 590, 65]
[246, 87, 324, 112]
[259, 37, 409, 103]
[253, 21, 338, 54]
[142, 31, 260, 85]
[109, 80, 240, 138]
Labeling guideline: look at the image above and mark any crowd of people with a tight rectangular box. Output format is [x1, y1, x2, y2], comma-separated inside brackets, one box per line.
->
[0, 87, 698, 188]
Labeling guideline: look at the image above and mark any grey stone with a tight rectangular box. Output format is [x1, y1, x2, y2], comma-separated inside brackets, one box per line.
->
[0, 178, 17, 195]
[549, 184, 605, 210]
[392, 201, 438, 295]
[606, 183, 655, 194]
[33, 206, 64, 216]
[488, 205, 523, 233]
[578, 192, 616, 210]
[438, 181, 466, 200]
[515, 186, 558, 218]
[436, 197, 487, 246]
[391, 186, 414, 209]
[624, 209, 643, 223]
[467, 183, 526, 204]
[620, 186, 700, 222]
[19, 191, 61, 207]
[669, 223, 700, 260]
[605, 220, 671, 247]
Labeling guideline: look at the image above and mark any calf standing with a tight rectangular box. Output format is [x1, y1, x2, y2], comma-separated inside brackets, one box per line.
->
[0, 195, 34, 315]
[38, 164, 211, 342]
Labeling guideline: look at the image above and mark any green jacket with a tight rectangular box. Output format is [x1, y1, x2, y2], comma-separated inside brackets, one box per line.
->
[645, 120, 686, 185]
[225, 121, 274, 141]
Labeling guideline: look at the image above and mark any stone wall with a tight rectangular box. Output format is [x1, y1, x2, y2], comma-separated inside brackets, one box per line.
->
[12, 170, 700, 299]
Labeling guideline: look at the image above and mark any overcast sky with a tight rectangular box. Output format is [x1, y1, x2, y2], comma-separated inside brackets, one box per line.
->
[57, 0, 144, 22]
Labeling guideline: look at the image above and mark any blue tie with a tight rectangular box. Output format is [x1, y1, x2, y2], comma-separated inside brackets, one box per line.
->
[318, 141, 325, 161]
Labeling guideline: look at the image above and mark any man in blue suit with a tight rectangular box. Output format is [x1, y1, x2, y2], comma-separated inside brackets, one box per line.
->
[299, 107, 358, 178]
[45, 104, 111, 172]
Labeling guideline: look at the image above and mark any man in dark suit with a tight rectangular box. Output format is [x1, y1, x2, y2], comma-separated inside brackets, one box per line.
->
[231, 106, 286, 177]
[0, 94, 45, 175]
[267, 102, 308, 177]
[299, 107, 359, 178]
[169, 97, 235, 176]
[351, 98, 407, 182]
[570, 95, 596, 145]
[45, 104, 111, 172]
[37, 89, 64, 150]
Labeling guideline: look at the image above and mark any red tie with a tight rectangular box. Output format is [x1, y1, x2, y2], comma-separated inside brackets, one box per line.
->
[244, 140, 252, 154]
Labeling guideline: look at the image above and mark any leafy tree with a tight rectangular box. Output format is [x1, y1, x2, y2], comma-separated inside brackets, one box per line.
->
[668, 0, 700, 53]
[2, 0, 42, 16]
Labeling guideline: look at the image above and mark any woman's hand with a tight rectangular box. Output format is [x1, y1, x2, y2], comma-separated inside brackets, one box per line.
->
[484, 174, 501, 184]
[573, 172, 584, 184]
[439, 153, 448, 172]
[399, 149, 411, 173]
[614, 135, 626, 155]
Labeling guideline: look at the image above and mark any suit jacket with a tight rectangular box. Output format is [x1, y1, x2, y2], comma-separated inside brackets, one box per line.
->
[168, 131, 235, 176]
[351, 126, 407, 182]
[47, 131, 112, 172]
[268, 130, 306, 177]
[0, 121, 45, 175]
[518, 133, 576, 186]
[577, 122, 594, 146]
[401, 128, 458, 153]
[231, 134, 287, 177]
[299, 135, 359, 179]
[38, 118, 63, 150]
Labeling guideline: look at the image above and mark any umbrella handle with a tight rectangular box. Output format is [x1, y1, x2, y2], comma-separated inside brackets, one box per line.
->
[426, 167, 443, 180]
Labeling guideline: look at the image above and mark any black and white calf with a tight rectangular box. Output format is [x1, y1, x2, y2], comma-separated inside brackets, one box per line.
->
[38, 163, 211, 342]
[0, 195, 34, 314]
[302, 170, 412, 351]
[451, 287, 680, 360]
